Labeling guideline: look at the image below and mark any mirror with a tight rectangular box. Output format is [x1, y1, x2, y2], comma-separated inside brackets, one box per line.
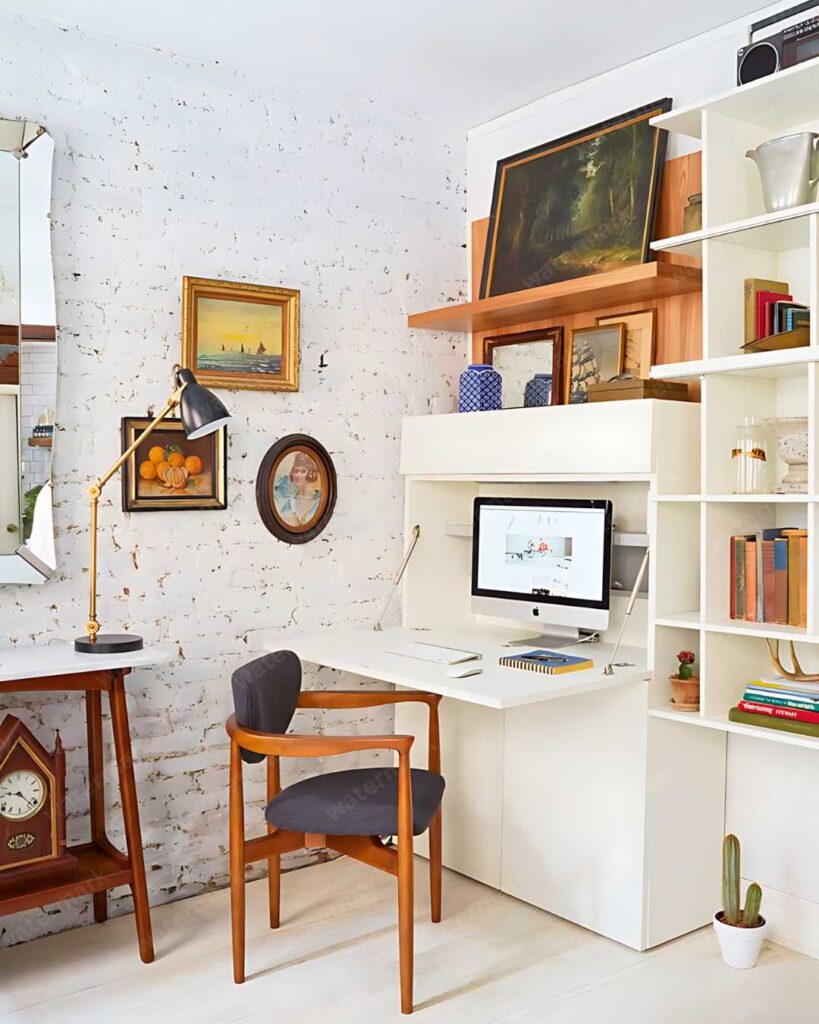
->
[0, 118, 56, 584]
[483, 327, 565, 408]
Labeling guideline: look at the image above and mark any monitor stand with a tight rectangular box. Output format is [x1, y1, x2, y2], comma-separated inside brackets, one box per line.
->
[502, 625, 593, 650]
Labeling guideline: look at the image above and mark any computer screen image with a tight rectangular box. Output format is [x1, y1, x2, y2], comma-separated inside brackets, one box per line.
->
[471, 498, 613, 641]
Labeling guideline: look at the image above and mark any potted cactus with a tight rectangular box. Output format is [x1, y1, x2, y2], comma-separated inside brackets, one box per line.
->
[669, 650, 699, 711]
[714, 834, 767, 968]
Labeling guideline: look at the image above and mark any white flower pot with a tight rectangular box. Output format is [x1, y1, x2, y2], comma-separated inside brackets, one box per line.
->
[713, 913, 768, 969]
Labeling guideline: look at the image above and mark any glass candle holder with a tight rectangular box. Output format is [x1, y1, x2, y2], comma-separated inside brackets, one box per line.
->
[732, 417, 769, 494]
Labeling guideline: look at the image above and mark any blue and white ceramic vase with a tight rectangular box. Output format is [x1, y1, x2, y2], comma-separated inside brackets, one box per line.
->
[458, 364, 502, 413]
[524, 373, 552, 408]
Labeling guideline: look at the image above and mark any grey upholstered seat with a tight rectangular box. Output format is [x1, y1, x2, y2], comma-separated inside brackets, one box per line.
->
[265, 766, 444, 836]
[231, 651, 445, 837]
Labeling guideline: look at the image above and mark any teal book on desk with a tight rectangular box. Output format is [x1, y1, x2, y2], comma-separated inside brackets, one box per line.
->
[498, 650, 594, 675]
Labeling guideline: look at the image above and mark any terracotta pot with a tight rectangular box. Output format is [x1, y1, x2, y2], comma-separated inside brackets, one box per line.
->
[670, 674, 700, 711]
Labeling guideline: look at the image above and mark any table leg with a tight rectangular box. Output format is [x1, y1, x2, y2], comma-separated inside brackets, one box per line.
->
[86, 689, 107, 923]
[109, 671, 154, 963]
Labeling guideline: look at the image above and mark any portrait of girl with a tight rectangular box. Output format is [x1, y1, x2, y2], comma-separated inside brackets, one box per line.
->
[273, 449, 324, 529]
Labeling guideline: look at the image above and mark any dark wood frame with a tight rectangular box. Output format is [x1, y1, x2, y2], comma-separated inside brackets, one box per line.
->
[479, 99, 672, 299]
[255, 434, 337, 544]
[0, 669, 154, 963]
[120, 416, 228, 512]
[227, 689, 443, 1015]
[481, 326, 566, 406]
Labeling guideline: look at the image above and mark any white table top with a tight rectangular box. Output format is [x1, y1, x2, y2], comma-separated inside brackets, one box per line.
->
[267, 626, 648, 710]
[0, 643, 171, 683]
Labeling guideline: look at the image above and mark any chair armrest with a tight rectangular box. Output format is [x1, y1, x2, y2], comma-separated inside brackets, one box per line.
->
[297, 690, 442, 710]
[226, 713, 414, 759]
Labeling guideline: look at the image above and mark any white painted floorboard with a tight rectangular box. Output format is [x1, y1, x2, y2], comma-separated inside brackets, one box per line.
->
[1, 857, 817, 1023]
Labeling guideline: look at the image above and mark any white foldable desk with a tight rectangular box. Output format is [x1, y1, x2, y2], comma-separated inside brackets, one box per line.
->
[275, 625, 648, 709]
[265, 625, 664, 950]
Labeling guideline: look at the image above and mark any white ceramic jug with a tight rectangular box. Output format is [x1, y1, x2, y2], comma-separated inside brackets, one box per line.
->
[746, 132, 819, 212]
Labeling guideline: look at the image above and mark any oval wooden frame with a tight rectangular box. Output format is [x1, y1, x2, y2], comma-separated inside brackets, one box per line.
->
[256, 434, 337, 544]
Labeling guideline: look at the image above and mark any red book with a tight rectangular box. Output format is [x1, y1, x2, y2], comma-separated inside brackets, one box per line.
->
[756, 290, 791, 338]
[762, 539, 776, 623]
[739, 700, 819, 725]
[744, 538, 757, 621]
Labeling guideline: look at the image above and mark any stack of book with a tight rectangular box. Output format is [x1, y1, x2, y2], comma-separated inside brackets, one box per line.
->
[743, 278, 809, 352]
[730, 528, 807, 628]
[729, 679, 819, 739]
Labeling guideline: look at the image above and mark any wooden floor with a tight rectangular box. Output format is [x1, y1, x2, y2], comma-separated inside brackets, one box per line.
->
[1, 857, 817, 1022]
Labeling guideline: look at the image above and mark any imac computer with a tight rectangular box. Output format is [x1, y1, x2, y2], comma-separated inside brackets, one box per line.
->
[471, 497, 613, 647]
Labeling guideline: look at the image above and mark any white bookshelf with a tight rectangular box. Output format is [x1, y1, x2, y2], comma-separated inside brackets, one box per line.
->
[649, 59, 819, 748]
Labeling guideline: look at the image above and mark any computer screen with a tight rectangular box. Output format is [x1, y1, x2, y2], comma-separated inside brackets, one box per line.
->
[472, 498, 612, 610]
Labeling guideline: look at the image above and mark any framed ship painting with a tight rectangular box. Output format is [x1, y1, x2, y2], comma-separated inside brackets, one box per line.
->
[565, 324, 625, 404]
[181, 276, 300, 392]
[480, 99, 671, 298]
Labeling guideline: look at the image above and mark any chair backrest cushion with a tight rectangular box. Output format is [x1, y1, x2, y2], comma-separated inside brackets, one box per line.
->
[231, 650, 302, 764]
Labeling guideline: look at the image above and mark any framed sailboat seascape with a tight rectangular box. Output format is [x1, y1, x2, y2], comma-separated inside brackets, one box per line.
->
[181, 276, 300, 392]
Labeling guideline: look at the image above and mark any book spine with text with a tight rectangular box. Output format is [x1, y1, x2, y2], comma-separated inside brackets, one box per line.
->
[745, 538, 757, 621]
[738, 700, 819, 724]
[729, 707, 819, 738]
[744, 691, 819, 712]
[774, 537, 789, 625]
[762, 539, 776, 623]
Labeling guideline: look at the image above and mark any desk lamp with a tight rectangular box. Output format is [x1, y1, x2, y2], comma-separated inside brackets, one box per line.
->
[74, 366, 230, 654]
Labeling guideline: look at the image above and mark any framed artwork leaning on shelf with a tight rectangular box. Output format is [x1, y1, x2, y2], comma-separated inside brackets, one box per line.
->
[481, 327, 566, 406]
[479, 98, 671, 298]
[596, 308, 657, 379]
[566, 323, 625, 403]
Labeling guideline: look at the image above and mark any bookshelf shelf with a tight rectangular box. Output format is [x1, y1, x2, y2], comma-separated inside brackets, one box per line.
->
[653, 494, 814, 503]
[649, 707, 819, 751]
[652, 203, 818, 258]
[652, 348, 818, 381]
[650, 55, 819, 139]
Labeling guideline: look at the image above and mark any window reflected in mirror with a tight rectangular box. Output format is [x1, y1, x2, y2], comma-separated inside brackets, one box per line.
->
[482, 327, 565, 408]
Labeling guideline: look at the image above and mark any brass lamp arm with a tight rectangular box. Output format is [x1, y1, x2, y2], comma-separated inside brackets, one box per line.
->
[85, 383, 186, 642]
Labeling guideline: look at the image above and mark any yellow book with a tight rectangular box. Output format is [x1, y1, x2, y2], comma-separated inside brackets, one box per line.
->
[499, 650, 593, 675]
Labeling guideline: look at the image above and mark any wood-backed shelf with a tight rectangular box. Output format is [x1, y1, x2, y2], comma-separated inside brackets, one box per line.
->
[408, 262, 701, 334]
[27, 436, 52, 448]
[0, 841, 131, 917]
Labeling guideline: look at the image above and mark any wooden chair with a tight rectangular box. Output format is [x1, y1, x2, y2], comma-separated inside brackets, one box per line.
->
[226, 650, 444, 1015]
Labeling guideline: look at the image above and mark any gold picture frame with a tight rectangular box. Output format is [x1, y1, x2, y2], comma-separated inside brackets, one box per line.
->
[596, 308, 657, 379]
[566, 323, 626, 403]
[181, 276, 300, 392]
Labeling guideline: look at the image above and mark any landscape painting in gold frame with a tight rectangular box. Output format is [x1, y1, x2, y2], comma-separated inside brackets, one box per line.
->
[181, 276, 300, 392]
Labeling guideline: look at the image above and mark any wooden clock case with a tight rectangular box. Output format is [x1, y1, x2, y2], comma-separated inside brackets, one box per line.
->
[0, 714, 77, 892]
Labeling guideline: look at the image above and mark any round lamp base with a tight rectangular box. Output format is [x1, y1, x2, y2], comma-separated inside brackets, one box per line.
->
[75, 633, 144, 655]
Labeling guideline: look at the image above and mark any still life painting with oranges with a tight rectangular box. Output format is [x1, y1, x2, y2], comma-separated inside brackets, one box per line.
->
[121, 417, 227, 511]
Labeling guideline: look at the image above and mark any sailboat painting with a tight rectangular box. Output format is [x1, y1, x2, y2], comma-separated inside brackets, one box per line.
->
[182, 276, 300, 392]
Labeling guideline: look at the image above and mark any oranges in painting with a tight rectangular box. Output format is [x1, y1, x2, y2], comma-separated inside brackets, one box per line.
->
[185, 455, 202, 476]
[167, 452, 185, 469]
[139, 461, 158, 481]
[139, 442, 204, 492]
[148, 446, 165, 464]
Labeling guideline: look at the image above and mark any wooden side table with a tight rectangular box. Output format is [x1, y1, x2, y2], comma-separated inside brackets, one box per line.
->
[0, 647, 169, 962]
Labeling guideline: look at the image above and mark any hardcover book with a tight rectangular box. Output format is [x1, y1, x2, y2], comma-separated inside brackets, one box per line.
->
[729, 707, 819, 739]
[738, 700, 819, 724]
[744, 278, 789, 343]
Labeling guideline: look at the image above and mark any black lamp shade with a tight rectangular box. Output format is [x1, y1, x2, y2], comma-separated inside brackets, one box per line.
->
[176, 367, 231, 439]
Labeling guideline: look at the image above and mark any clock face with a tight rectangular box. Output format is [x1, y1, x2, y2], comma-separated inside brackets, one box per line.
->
[0, 769, 47, 821]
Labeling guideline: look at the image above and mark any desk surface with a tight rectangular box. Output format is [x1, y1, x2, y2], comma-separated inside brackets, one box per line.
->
[270, 626, 648, 709]
[0, 643, 171, 682]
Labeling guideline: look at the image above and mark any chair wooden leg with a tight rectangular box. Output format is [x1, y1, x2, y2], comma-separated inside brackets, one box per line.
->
[429, 808, 442, 924]
[230, 742, 246, 984]
[397, 752, 414, 1014]
[267, 755, 281, 929]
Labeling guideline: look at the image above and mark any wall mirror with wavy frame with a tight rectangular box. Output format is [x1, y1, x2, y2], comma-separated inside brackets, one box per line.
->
[0, 118, 57, 584]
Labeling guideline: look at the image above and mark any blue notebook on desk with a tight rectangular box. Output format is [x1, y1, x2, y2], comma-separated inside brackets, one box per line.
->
[498, 649, 593, 675]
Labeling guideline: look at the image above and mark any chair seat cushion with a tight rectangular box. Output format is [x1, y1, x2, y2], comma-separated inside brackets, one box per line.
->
[265, 767, 445, 837]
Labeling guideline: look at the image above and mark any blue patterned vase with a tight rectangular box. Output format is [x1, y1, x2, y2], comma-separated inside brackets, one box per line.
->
[524, 373, 552, 408]
[458, 364, 502, 413]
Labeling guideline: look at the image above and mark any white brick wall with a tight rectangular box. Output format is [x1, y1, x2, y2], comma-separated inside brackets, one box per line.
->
[0, 11, 465, 945]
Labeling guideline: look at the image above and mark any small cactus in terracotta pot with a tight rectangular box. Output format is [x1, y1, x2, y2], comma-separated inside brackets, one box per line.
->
[670, 650, 700, 711]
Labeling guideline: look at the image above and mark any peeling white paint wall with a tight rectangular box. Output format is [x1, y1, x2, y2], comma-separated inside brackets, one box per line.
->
[0, 11, 465, 944]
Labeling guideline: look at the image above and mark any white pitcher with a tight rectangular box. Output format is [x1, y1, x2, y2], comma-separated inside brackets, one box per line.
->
[746, 132, 819, 212]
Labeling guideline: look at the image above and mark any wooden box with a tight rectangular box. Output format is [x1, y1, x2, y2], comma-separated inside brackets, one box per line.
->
[586, 378, 689, 403]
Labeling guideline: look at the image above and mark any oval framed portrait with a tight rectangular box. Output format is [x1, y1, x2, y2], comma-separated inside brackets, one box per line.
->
[256, 434, 337, 544]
